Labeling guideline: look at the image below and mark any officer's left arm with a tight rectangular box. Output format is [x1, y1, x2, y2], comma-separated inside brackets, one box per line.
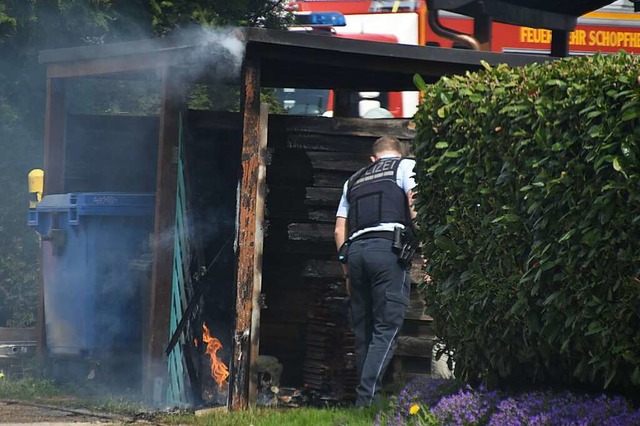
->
[402, 159, 418, 223]
[407, 189, 417, 221]
[334, 216, 348, 254]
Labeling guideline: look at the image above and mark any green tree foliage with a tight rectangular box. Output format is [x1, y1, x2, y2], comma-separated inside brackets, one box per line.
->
[0, 0, 147, 327]
[0, 0, 290, 326]
[0, 94, 39, 327]
[413, 53, 640, 393]
[150, 0, 292, 34]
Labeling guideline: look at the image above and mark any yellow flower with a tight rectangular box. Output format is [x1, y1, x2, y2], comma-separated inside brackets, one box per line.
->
[0, 370, 4, 379]
[409, 404, 420, 415]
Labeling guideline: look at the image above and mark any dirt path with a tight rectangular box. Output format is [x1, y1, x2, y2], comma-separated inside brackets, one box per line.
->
[0, 399, 132, 425]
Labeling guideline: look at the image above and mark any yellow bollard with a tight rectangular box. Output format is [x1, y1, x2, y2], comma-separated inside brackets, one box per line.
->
[28, 169, 44, 208]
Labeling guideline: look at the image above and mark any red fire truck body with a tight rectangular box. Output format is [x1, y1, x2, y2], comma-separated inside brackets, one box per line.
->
[280, 1, 640, 118]
[288, 1, 640, 55]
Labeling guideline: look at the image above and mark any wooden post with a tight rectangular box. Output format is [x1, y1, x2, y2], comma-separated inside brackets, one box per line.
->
[473, 15, 493, 52]
[39, 77, 66, 358]
[144, 68, 182, 405]
[230, 56, 263, 411]
[43, 79, 66, 195]
[551, 30, 570, 57]
[248, 102, 269, 407]
[333, 90, 351, 118]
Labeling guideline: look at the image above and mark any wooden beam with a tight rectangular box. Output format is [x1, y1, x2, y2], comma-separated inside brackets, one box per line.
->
[280, 116, 416, 139]
[551, 30, 570, 57]
[144, 68, 182, 405]
[230, 56, 262, 411]
[248, 102, 269, 407]
[46, 50, 191, 79]
[39, 78, 66, 359]
[333, 90, 353, 118]
[43, 78, 66, 195]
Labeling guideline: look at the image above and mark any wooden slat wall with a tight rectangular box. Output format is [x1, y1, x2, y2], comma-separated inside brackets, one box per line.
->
[65, 115, 159, 193]
[260, 115, 432, 388]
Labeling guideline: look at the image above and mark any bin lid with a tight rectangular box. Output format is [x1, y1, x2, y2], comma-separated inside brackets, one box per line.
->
[35, 192, 156, 216]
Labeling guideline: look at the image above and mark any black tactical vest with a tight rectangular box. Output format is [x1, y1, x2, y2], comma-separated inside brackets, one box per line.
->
[346, 157, 411, 237]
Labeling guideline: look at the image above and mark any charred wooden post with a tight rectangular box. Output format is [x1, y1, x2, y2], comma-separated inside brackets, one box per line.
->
[39, 78, 66, 358]
[144, 68, 182, 405]
[230, 57, 263, 411]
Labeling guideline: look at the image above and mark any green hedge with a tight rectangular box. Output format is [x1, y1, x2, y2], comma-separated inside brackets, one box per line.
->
[412, 53, 640, 392]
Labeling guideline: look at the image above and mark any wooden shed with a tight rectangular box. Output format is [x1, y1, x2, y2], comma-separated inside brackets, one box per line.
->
[36, 26, 552, 410]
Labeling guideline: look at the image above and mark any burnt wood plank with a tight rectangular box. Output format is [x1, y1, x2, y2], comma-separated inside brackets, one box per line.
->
[395, 336, 436, 358]
[275, 133, 377, 153]
[307, 152, 368, 172]
[304, 259, 343, 279]
[231, 57, 261, 411]
[305, 187, 343, 206]
[264, 238, 336, 257]
[288, 223, 334, 242]
[265, 150, 313, 185]
[270, 115, 416, 139]
[266, 152, 363, 185]
[401, 319, 436, 338]
[264, 208, 336, 223]
[391, 356, 431, 375]
[311, 171, 351, 188]
[267, 186, 342, 207]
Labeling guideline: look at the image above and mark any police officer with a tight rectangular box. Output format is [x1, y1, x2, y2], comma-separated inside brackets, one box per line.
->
[334, 136, 417, 408]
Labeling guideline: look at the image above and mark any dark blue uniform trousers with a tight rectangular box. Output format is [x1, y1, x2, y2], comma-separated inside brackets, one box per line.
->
[347, 237, 410, 407]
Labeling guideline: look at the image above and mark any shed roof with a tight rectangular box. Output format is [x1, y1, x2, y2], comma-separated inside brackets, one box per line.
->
[39, 27, 551, 91]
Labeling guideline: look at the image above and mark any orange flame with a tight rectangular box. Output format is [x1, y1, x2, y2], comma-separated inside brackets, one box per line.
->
[202, 323, 229, 388]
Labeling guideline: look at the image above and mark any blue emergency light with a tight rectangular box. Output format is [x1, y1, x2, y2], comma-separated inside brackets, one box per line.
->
[293, 12, 347, 27]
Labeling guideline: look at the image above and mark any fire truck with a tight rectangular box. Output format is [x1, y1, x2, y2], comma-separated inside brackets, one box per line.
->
[288, 0, 640, 54]
[277, 1, 640, 118]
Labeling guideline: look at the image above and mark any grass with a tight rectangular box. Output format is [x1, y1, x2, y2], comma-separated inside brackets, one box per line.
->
[0, 375, 61, 400]
[164, 406, 378, 426]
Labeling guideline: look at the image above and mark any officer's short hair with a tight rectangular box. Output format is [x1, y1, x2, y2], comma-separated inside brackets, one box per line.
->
[372, 136, 402, 155]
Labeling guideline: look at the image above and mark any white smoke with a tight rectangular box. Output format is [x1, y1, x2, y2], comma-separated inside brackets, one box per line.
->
[178, 27, 247, 81]
[200, 27, 246, 71]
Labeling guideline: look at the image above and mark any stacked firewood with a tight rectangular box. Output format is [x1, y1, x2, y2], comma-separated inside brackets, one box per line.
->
[303, 282, 357, 402]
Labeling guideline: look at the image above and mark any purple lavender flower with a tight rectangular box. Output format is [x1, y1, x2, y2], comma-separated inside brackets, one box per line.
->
[382, 376, 640, 426]
[432, 388, 500, 425]
[488, 397, 528, 426]
[487, 390, 640, 426]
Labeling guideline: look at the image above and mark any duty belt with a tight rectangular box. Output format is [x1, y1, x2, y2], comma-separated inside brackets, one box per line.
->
[350, 230, 394, 242]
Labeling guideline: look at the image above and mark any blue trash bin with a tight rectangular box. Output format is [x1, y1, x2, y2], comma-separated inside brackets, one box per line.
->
[28, 192, 155, 359]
